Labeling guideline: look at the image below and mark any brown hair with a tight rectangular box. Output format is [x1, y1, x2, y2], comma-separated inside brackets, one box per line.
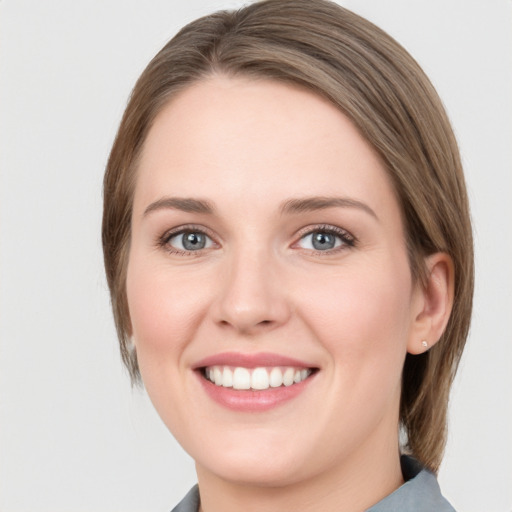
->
[102, 0, 473, 473]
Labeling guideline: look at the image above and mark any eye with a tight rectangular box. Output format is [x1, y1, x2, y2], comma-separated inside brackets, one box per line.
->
[164, 230, 214, 253]
[296, 227, 355, 252]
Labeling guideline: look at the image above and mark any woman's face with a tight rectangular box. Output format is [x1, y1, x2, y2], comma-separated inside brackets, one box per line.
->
[127, 76, 424, 486]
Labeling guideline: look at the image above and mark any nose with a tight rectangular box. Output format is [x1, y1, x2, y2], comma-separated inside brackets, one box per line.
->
[212, 248, 291, 335]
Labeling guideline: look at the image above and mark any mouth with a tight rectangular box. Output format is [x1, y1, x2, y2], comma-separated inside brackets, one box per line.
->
[193, 352, 319, 411]
[202, 365, 314, 390]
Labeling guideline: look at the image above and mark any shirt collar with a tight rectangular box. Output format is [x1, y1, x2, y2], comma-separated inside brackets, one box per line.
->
[365, 456, 455, 512]
[171, 456, 455, 512]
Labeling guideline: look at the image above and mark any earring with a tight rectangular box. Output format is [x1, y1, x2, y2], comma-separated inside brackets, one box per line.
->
[421, 340, 428, 349]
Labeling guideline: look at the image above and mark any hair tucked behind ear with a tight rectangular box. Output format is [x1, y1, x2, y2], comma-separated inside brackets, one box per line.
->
[102, 0, 473, 472]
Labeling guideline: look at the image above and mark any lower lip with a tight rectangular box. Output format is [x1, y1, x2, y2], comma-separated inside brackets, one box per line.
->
[196, 371, 316, 412]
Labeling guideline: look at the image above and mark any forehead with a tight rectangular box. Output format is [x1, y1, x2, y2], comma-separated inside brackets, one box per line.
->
[134, 75, 398, 217]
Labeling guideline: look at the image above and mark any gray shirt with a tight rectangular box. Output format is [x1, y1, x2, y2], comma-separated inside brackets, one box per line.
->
[171, 456, 455, 512]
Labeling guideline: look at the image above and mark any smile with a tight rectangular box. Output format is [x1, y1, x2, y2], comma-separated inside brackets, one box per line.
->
[194, 352, 318, 411]
[204, 365, 312, 390]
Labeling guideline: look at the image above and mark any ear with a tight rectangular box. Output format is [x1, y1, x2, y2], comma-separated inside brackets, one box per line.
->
[407, 253, 454, 355]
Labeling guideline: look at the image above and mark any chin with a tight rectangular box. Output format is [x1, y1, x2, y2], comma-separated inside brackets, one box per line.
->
[200, 455, 307, 488]
[190, 431, 313, 487]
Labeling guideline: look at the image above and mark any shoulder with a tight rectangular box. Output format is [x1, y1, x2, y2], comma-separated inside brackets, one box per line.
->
[170, 457, 456, 512]
[171, 484, 200, 512]
[366, 456, 456, 512]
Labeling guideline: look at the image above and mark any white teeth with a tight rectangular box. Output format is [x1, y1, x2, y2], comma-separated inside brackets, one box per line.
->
[205, 365, 312, 390]
[232, 367, 251, 390]
[283, 368, 295, 386]
[269, 367, 283, 387]
[251, 367, 269, 390]
[222, 367, 233, 388]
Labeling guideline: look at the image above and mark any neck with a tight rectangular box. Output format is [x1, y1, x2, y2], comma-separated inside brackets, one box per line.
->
[195, 436, 404, 512]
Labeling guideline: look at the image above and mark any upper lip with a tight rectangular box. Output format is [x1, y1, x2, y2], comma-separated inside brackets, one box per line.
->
[193, 351, 317, 370]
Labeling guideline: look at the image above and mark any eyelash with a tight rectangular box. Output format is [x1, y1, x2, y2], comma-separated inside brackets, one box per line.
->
[157, 223, 357, 256]
[157, 224, 217, 256]
[294, 224, 356, 254]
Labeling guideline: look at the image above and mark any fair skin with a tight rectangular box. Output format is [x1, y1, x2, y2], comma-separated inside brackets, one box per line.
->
[126, 76, 453, 512]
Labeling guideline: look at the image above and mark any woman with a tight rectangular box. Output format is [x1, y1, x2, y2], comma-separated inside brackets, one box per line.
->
[102, 0, 473, 510]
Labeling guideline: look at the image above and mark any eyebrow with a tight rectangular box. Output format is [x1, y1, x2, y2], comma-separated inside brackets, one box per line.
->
[280, 196, 378, 220]
[142, 195, 377, 220]
[143, 197, 215, 217]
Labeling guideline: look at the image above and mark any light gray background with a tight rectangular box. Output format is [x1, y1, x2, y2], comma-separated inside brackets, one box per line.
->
[1, 1, 511, 511]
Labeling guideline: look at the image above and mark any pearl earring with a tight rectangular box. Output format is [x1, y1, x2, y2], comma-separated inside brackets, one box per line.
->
[421, 340, 428, 349]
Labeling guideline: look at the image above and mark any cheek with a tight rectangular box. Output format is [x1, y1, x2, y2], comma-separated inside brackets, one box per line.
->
[125, 256, 210, 366]
[125, 256, 214, 439]
[297, 259, 413, 447]
[298, 256, 413, 379]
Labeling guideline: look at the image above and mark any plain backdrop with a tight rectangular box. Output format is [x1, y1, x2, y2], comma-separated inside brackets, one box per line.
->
[1, 1, 511, 511]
